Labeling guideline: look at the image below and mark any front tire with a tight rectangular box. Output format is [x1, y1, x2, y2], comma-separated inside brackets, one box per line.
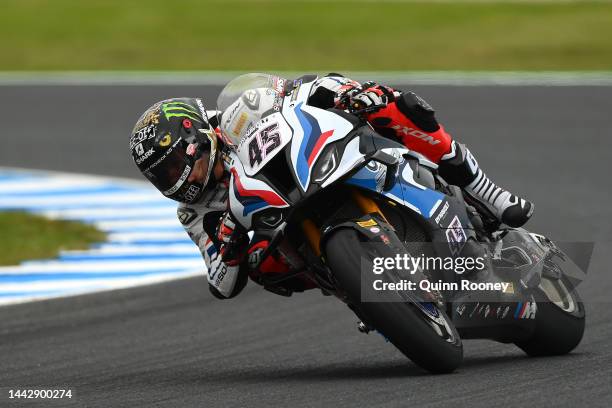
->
[325, 228, 463, 374]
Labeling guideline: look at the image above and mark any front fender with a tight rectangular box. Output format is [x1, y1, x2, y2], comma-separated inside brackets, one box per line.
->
[320, 214, 440, 304]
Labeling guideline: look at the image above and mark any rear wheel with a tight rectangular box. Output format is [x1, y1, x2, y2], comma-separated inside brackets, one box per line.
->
[515, 275, 585, 356]
[325, 228, 463, 374]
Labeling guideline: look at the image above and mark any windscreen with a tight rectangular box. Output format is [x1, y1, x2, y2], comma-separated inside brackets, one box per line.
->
[217, 73, 287, 148]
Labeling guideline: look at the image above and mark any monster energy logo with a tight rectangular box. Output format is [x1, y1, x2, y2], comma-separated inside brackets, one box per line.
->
[161, 102, 200, 122]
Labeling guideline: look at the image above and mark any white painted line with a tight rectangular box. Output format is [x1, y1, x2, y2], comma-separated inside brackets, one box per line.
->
[42, 207, 178, 221]
[64, 244, 197, 255]
[106, 231, 190, 243]
[0, 191, 163, 207]
[0, 166, 151, 187]
[0, 271, 201, 302]
[94, 218, 183, 231]
[0, 178, 110, 194]
[0, 259, 203, 274]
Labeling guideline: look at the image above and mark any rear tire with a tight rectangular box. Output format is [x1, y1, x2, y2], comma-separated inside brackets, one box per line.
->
[325, 228, 463, 374]
[516, 276, 585, 356]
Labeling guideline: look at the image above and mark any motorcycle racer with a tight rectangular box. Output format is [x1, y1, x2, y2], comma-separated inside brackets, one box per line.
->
[130, 74, 533, 300]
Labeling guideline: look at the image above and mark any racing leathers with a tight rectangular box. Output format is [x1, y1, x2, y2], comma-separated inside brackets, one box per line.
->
[177, 74, 534, 299]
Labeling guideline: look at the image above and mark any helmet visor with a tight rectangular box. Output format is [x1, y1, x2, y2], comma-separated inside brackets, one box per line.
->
[145, 143, 194, 194]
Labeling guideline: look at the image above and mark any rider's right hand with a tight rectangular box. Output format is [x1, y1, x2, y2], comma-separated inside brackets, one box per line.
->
[216, 212, 249, 266]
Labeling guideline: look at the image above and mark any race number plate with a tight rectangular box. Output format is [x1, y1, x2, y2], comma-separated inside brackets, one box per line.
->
[235, 112, 293, 176]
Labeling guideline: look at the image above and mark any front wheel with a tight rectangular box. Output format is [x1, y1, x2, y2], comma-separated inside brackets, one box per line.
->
[325, 228, 463, 374]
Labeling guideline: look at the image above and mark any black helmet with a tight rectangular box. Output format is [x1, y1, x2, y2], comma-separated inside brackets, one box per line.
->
[130, 98, 218, 203]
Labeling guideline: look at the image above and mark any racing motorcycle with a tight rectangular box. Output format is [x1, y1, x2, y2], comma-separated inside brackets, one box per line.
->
[216, 74, 585, 373]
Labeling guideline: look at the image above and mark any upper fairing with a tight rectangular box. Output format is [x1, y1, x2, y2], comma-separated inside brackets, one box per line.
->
[282, 81, 355, 191]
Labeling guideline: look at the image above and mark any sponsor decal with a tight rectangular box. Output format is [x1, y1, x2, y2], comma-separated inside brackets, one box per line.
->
[391, 125, 440, 146]
[186, 143, 197, 156]
[214, 264, 228, 286]
[272, 94, 283, 111]
[455, 302, 518, 320]
[224, 101, 241, 129]
[446, 215, 467, 256]
[477, 303, 487, 316]
[183, 184, 201, 202]
[195, 98, 207, 119]
[130, 124, 156, 150]
[232, 112, 249, 137]
[460, 303, 512, 319]
[163, 165, 191, 196]
[242, 89, 261, 110]
[456, 303, 467, 316]
[380, 234, 390, 245]
[468, 302, 480, 318]
[514, 301, 537, 319]
[177, 207, 198, 225]
[357, 219, 378, 228]
[135, 103, 161, 129]
[495, 305, 509, 319]
[244, 123, 256, 139]
[290, 79, 302, 102]
[469, 302, 480, 318]
[435, 201, 449, 224]
[161, 101, 200, 122]
[135, 148, 154, 164]
[135, 143, 145, 156]
[270, 76, 286, 94]
[370, 227, 380, 233]
[208, 260, 225, 282]
[483, 304, 491, 318]
[248, 248, 264, 269]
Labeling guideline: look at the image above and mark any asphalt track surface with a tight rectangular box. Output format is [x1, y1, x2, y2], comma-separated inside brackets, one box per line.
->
[1, 84, 611, 407]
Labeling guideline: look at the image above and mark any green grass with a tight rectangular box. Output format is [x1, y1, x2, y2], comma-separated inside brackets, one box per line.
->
[1, 1, 611, 71]
[0, 212, 106, 266]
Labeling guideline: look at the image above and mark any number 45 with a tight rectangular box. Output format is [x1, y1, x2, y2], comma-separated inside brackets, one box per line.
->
[248, 123, 281, 167]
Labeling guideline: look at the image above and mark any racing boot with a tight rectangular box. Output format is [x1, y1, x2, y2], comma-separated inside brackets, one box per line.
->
[438, 141, 534, 228]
